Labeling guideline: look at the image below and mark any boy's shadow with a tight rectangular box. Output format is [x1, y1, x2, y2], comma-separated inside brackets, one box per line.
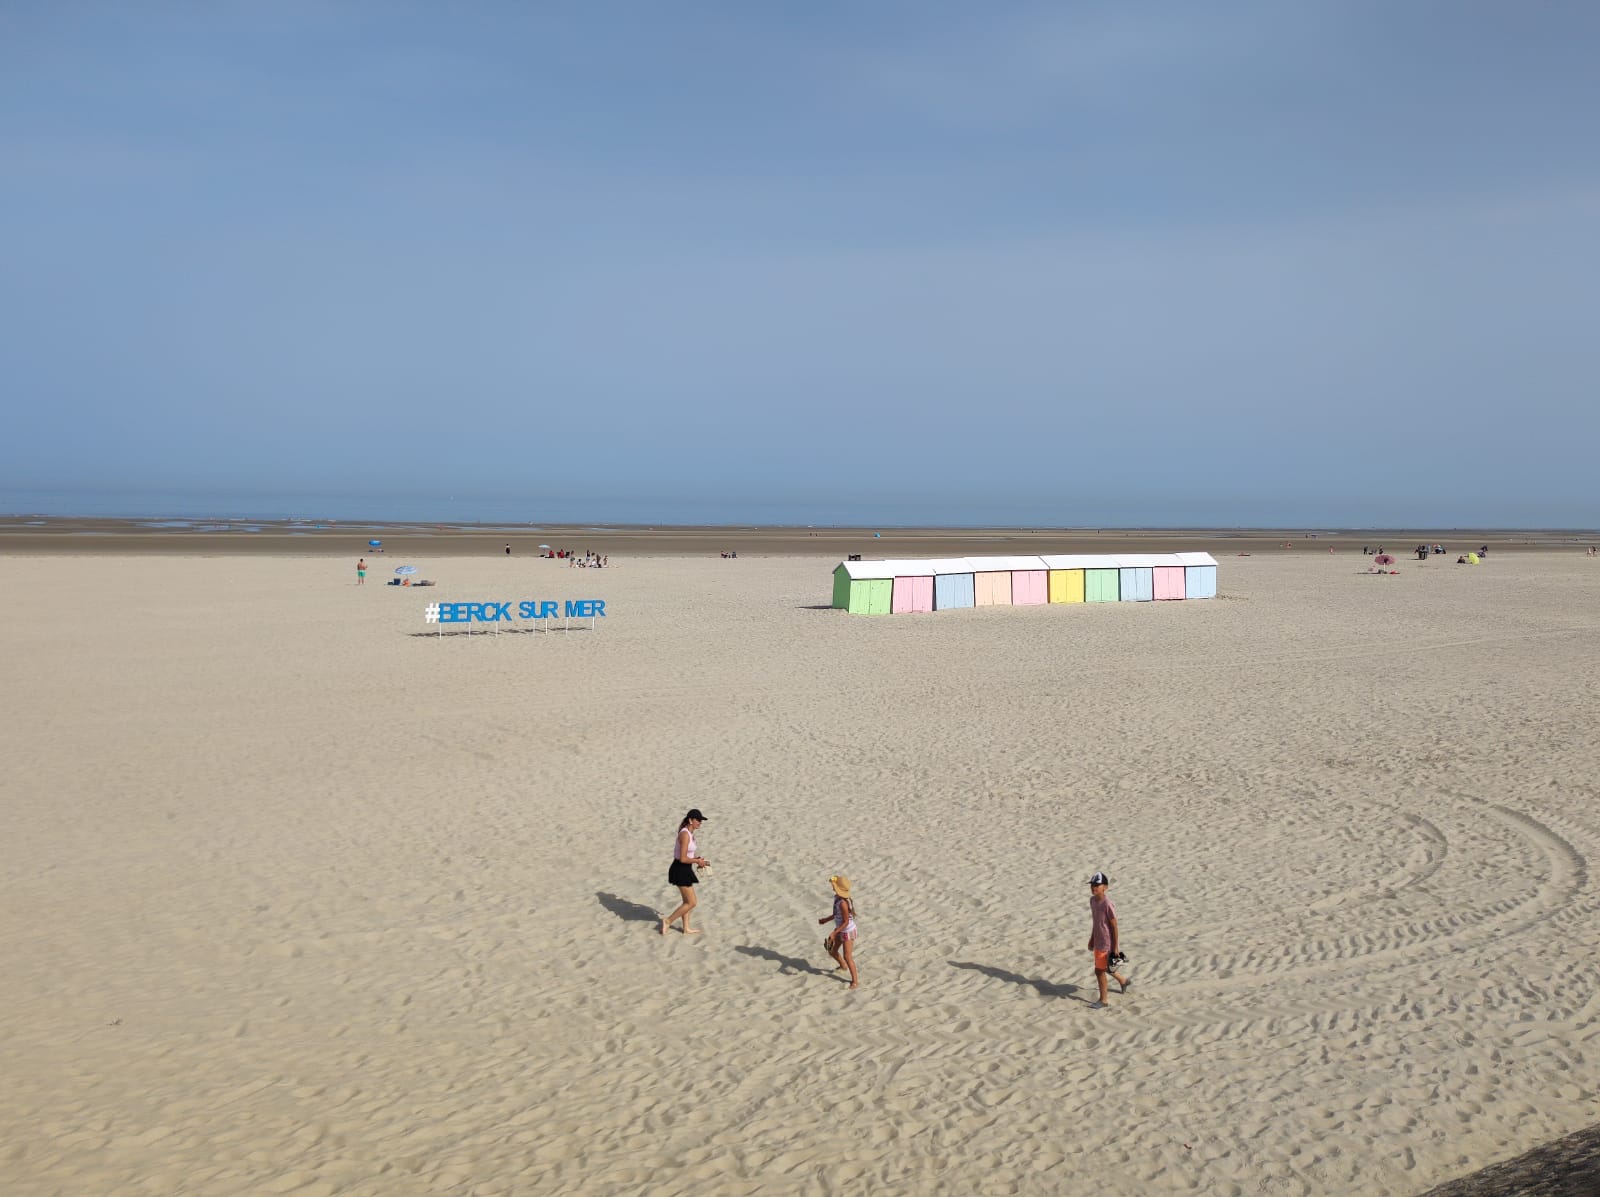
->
[949, 960, 1087, 1002]
[596, 891, 660, 924]
[734, 944, 838, 980]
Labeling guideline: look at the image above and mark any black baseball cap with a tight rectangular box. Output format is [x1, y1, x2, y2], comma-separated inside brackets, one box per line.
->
[1089, 871, 1110, 886]
[686, 808, 709, 822]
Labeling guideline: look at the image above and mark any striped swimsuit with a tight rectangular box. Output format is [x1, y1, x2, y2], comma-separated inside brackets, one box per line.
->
[833, 896, 857, 942]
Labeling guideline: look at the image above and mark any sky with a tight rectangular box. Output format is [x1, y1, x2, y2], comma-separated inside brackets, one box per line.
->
[3, 2, 1599, 526]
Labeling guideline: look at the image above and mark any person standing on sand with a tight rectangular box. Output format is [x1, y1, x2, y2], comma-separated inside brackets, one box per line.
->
[1087, 871, 1129, 1009]
[661, 809, 710, 935]
[356, 558, 366, 585]
[818, 875, 860, 988]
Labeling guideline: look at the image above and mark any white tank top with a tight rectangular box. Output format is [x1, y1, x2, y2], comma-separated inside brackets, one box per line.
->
[675, 828, 696, 862]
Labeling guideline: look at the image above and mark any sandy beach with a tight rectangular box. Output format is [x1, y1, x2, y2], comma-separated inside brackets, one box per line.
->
[3, 545, 1598, 1195]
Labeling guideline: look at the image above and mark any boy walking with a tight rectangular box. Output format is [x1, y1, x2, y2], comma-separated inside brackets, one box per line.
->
[1087, 871, 1130, 1008]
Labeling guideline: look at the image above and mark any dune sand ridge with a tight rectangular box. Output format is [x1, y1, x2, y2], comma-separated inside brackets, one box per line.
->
[2, 551, 1598, 1195]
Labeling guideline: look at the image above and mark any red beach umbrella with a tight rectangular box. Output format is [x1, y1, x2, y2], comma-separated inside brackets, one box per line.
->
[1374, 553, 1395, 566]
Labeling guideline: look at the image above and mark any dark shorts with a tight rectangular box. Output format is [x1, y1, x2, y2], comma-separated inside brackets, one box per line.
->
[668, 861, 698, 888]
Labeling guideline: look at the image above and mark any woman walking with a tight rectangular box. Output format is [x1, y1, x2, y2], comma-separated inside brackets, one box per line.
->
[661, 809, 710, 935]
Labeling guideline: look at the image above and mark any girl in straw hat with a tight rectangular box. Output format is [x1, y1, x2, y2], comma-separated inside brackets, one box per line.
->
[817, 876, 860, 988]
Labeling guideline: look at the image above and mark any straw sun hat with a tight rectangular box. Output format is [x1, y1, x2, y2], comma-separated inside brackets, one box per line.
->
[829, 875, 851, 897]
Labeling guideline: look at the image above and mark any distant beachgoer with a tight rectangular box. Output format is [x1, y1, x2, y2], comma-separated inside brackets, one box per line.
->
[505, 543, 511, 556]
[818, 875, 859, 988]
[356, 558, 366, 585]
[1087, 872, 1129, 1009]
[661, 809, 710, 936]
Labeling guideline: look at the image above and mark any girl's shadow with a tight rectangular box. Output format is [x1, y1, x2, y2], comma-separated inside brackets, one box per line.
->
[734, 944, 839, 979]
[949, 960, 1086, 1002]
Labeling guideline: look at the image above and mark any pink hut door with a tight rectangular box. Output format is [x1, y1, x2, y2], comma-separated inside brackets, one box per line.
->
[1153, 566, 1186, 600]
[1012, 570, 1047, 605]
[893, 575, 935, 613]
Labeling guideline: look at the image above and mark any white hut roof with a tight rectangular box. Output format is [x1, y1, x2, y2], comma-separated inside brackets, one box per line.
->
[924, 557, 977, 574]
[967, 555, 1048, 572]
[834, 560, 896, 580]
[1039, 553, 1117, 570]
[1110, 553, 1186, 568]
[837, 552, 1213, 579]
[834, 559, 937, 579]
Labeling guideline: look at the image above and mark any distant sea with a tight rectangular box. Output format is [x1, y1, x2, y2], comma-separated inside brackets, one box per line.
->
[1, 487, 1102, 528]
[0, 488, 895, 527]
[2, 487, 1590, 532]
[0, 487, 1236, 529]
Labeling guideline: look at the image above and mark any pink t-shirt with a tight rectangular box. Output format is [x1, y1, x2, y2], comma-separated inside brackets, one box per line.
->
[1089, 895, 1116, 952]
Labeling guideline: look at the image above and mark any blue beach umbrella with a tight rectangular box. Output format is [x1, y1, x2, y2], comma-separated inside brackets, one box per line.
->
[394, 565, 417, 575]
[369, 539, 382, 547]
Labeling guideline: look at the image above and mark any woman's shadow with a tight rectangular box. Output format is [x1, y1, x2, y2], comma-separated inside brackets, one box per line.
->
[596, 891, 661, 925]
[949, 960, 1087, 1002]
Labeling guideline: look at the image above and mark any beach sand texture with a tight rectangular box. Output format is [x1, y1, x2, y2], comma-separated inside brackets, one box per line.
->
[3, 551, 1598, 1196]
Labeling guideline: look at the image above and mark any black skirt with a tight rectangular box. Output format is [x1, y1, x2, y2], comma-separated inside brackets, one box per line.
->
[668, 860, 698, 887]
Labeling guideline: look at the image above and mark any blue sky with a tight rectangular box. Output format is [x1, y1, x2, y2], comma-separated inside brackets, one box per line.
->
[4, 2, 1598, 525]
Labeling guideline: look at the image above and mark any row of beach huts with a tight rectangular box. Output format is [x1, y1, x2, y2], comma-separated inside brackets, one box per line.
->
[831, 553, 1218, 614]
